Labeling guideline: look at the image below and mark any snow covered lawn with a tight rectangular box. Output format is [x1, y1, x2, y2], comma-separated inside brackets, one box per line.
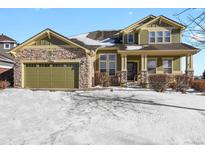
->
[0, 88, 205, 145]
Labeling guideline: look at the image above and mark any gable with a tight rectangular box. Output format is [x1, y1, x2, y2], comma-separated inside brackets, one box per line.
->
[147, 20, 174, 28]
[10, 28, 90, 55]
[137, 16, 186, 31]
[121, 15, 156, 33]
[29, 35, 72, 46]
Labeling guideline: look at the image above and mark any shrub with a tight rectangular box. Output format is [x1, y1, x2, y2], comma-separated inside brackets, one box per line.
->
[94, 71, 101, 86]
[192, 80, 205, 92]
[148, 74, 171, 92]
[100, 72, 110, 87]
[0, 80, 10, 89]
[169, 80, 177, 90]
[174, 75, 192, 93]
[94, 71, 110, 87]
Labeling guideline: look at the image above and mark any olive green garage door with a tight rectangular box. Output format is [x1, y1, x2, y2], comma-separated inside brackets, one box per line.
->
[24, 63, 79, 89]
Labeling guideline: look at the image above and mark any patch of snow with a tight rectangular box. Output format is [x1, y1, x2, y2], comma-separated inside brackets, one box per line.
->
[0, 88, 205, 144]
[126, 45, 143, 50]
[69, 33, 115, 46]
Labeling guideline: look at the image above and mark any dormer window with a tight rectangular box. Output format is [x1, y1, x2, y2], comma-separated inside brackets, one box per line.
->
[157, 31, 163, 43]
[127, 33, 134, 44]
[149, 32, 155, 43]
[4, 43, 11, 49]
[149, 31, 171, 44]
[165, 31, 171, 43]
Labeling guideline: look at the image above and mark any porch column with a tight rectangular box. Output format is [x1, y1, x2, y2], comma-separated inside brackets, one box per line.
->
[140, 54, 148, 86]
[186, 54, 194, 77]
[120, 54, 127, 84]
[121, 55, 127, 71]
[141, 54, 147, 71]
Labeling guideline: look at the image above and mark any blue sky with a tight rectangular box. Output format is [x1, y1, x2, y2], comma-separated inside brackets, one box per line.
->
[0, 8, 204, 75]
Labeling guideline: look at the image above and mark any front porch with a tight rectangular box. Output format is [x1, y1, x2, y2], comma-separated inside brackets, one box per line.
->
[120, 53, 194, 85]
[94, 49, 195, 87]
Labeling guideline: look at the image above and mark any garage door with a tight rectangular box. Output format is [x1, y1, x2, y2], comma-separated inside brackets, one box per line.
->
[24, 63, 79, 88]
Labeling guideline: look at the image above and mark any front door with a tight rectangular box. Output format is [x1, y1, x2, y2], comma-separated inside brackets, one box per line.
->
[127, 62, 138, 81]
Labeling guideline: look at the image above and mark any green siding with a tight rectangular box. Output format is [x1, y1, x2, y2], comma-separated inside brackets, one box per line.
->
[173, 57, 181, 71]
[172, 29, 181, 43]
[123, 34, 128, 44]
[135, 32, 139, 44]
[139, 30, 149, 44]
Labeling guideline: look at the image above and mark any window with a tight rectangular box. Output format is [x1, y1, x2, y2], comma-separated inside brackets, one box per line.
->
[148, 59, 157, 74]
[4, 43, 10, 49]
[149, 31, 171, 44]
[163, 59, 172, 74]
[149, 32, 155, 43]
[157, 31, 163, 43]
[127, 33, 134, 43]
[165, 31, 171, 43]
[99, 54, 116, 76]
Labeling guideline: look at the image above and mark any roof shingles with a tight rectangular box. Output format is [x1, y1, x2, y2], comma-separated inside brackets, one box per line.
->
[0, 34, 16, 42]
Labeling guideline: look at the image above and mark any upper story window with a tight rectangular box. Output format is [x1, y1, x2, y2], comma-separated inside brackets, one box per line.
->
[147, 59, 157, 74]
[157, 31, 163, 43]
[149, 31, 171, 44]
[4, 43, 11, 49]
[99, 54, 116, 76]
[165, 31, 171, 43]
[149, 32, 155, 43]
[127, 33, 134, 44]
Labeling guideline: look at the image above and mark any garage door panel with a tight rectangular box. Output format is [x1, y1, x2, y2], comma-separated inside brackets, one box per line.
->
[24, 65, 38, 88]
[24, 63, 79, 89]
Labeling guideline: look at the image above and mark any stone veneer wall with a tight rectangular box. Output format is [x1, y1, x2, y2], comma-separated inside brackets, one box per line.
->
[139, 70, 148, 87]
[14, 47, 90, 89]
[118, 71, 127, 85]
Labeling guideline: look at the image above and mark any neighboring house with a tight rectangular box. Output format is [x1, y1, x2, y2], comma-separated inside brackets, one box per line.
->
[10, 15, 199, 89]
[0, 34, 16, 73]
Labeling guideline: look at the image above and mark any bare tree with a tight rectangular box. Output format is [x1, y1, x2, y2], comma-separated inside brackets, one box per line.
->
[174, 8, 205, 49]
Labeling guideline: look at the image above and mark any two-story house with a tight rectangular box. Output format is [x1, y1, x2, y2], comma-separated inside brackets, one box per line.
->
[10, 15, 199, 89]
[0, 34, 16, 74]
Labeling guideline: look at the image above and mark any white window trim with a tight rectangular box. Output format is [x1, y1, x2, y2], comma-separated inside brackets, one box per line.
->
[149, 30, 172, 44]
[4, 43, 11, 49]
[127, 33, 135, 44]
[164, 31, 171, 43]
[99, 53, 117, 76]
[147, 58, 157, 74]
[156, 31, 163, 43]
[162, 57, 173, 74]
[149, 31, 156, 44]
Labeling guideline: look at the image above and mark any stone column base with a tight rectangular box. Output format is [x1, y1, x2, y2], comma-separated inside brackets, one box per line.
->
[140, 70, 148, 87]
[119, 71, 127, 86]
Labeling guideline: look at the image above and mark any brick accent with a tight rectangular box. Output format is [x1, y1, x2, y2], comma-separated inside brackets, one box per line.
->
[14, 47, 91, 89]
